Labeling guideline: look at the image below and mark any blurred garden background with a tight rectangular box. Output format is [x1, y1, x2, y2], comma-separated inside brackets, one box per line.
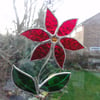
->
[0, 0, 100, 100]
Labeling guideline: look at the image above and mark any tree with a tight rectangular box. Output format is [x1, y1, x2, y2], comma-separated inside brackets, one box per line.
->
[13, 0, 63, 35]
[13, 0, 37, 36]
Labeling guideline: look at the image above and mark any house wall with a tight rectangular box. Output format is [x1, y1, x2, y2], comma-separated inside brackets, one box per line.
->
[74, 25, 84, 45]
[84, 24, 100, 50]
[82, 13, 100, 51]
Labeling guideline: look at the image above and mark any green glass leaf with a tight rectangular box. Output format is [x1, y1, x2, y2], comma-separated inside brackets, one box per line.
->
[40, 72, 71, 92]
[12, 65, 37, 94]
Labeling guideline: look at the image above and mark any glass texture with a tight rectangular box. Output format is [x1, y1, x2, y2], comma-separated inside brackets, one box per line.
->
[31, 43, 51, 60]
[60, 38, 84, 50]
[57, 19, 77, 36]
[12, 67, 37, 94]
[54, 44, 65, 68]
[40, 73, 70, 92]
[21, 29, 49, 42]
[45, 9, 58, 35]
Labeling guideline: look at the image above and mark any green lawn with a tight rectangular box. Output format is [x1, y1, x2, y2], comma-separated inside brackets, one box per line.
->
[51, 70, 100, 100]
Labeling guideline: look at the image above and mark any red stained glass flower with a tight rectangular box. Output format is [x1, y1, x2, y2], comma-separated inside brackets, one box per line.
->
[21, 8, 84, 69]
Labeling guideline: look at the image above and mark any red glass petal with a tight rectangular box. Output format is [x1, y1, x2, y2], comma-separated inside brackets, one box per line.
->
[31, 43, 51, 60]
[21, 29, 49, 42]
[45, 9, 58, 35]
[60, 38, 84, 50]
[57, 19, 77, 36]
[54, 44, 65, 68]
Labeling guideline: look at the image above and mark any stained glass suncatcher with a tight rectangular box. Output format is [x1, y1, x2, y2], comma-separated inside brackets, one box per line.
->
[12, 65, 71, 94]
[39, 72, 71, 92]
[31, 42, 51, 60]
[12, 8, 85, 98]
[12, 65, 37, 94]
[21, 8, 84, 69]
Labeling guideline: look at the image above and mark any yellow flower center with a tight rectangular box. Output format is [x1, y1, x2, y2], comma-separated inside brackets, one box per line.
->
[52, 36, 58, 43]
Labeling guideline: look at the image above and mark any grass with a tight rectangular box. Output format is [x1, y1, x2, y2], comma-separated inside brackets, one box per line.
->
[51, 70, 100, 100]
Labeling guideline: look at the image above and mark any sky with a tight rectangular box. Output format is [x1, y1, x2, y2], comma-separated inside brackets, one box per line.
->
[0, 0, 100, 34]
[55, 0, 100, 25]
